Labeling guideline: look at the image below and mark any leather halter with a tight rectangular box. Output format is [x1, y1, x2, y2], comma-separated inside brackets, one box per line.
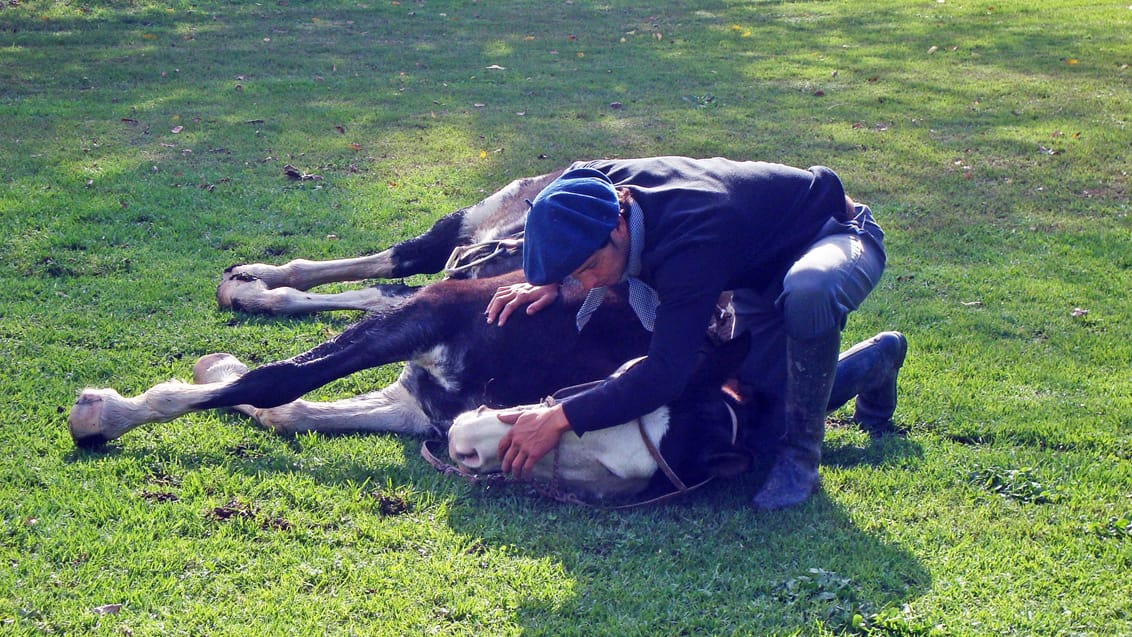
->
[420, 387, 740, 510]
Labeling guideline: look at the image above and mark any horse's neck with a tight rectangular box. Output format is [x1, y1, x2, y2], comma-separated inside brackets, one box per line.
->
[554, 408, 670, 482]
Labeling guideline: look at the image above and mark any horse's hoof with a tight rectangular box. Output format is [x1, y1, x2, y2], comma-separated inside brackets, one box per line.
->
[216, 269, 269, 312]
[192, 353, 249, 384]
[69, 389, 119, 448]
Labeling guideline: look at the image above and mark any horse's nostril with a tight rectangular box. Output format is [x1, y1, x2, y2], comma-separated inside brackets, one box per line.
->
[455, 449, 481, 468]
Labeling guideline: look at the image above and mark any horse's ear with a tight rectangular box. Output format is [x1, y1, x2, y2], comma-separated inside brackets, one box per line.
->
[691, 331, 752, 388]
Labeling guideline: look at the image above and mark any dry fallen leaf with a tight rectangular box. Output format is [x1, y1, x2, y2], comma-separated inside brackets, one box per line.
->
[171, 126, 183, 133]
[92, 604, 122, 615]
[283, 164, 322, 181]
[1071, 307, 1088, 317]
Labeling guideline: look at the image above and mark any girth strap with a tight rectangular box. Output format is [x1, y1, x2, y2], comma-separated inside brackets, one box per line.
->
[443, 235, 523, 278]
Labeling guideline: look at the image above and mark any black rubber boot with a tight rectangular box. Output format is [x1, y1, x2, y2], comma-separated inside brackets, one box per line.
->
[827, 331, 907, 436]
[752, 329, 841, 511]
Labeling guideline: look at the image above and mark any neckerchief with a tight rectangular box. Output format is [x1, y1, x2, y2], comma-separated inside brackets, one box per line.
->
[575, 201, 659, 332]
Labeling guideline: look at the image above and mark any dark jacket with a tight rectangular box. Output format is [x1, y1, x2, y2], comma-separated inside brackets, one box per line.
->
[561, 156, 849, 434]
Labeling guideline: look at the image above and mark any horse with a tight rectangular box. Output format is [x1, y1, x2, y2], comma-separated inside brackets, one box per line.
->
[69, 268, 753, 502]
[68, 271, 654, 444]
[68, 166, 893, 502]
[68, 167, 763, 502]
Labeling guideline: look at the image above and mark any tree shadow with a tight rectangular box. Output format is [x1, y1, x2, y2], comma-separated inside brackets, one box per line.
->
[444, 471, 930, 634]
[63, 408, 928, 634]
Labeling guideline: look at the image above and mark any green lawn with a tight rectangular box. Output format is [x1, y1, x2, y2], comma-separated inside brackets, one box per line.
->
[1, 1, 1129, 635]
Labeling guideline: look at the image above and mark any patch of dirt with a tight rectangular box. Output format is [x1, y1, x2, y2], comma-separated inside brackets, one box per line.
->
[139, 490, 179, 503]
[206, 497, 293, 531]
[368, 489, 411, 516]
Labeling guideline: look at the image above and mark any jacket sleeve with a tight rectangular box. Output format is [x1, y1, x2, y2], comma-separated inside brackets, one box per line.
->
[561, 247, 727, 434]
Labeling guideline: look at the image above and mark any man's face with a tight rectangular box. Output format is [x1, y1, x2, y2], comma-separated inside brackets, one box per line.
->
[568, 216, 630, 290]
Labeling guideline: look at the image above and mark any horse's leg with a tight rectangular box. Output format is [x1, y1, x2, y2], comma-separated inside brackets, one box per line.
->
[68, 356, 437, 448]
[70, 380, 237, 447]
[192, 354, 437, 436]
[455, 170, 561, 243]
[216, 171, 561, 316]
[217, 277, 416, 315]
[70, 285, 472, 446]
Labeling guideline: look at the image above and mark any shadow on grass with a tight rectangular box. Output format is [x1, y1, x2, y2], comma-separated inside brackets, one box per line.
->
[62, 400, 928, 634]
[446, 471, 930, 633]
[823, 427, 924, 469]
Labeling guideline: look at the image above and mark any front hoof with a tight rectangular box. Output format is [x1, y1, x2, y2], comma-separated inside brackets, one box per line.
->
[192, 353, 250, 384]
[69, 389, 121, 448]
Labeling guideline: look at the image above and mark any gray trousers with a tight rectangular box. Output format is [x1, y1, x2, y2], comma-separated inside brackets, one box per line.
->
[733, 204, 887, 435]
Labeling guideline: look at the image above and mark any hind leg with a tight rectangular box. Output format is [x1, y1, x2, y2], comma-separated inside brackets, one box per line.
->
[192, 354, 437, 436]
[69, 378, 231, 448]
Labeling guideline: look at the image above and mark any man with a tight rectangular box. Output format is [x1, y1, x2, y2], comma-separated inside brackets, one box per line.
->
[485, 156, 904, 510]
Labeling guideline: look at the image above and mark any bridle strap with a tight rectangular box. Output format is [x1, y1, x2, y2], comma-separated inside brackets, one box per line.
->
[636, 418, 689, 492]
[420, 438, 507, 487]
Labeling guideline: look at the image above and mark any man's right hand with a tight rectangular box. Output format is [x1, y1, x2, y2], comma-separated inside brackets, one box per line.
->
[485, 282, 559, 326]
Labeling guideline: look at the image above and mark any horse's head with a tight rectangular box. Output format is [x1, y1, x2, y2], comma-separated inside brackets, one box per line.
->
[447, 333, 755, 503]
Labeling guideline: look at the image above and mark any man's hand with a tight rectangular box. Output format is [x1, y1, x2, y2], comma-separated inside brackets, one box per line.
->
[496, 404, 571, 479]
[485, 282, 559, 327]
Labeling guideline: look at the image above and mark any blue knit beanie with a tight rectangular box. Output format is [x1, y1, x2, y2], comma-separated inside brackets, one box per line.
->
[523, 167, 620, 285]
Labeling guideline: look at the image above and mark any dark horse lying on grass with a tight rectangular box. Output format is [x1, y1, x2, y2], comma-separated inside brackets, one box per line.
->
[69, 171, 758, 501]
[69, 170, 898, 502]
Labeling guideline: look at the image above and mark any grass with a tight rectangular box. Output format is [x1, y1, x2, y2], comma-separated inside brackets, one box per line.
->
[1, 0, 1130, 634]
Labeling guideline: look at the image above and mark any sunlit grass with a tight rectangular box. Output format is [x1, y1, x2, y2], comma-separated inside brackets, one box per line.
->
[0, 0, 1129, 634]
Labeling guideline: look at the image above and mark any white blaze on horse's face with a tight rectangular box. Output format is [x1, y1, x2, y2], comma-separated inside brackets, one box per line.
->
[447, 405, 674, 500]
